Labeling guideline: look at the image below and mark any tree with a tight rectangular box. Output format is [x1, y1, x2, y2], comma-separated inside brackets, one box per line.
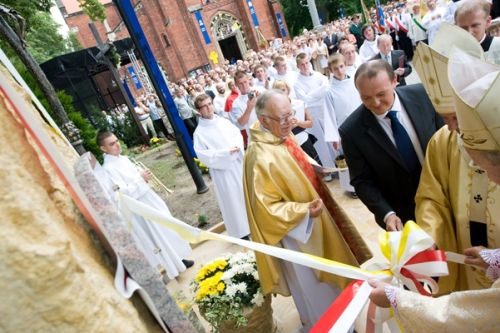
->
[281, 0, 312, 36]
[78, 0, 106, 22]
[0, 0, 106, 154]
[25, 11, 72, 63]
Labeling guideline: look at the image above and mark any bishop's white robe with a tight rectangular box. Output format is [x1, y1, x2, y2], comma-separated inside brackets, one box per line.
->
[193, 116, 250, 238]
[294, 71, 336, 168]
[102, 154, 191, 280]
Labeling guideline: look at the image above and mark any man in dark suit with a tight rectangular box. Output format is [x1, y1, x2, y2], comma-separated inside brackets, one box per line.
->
[323, 28, 339, 55]
[339, 60, 443, 231]
[371, 34, 412, 86]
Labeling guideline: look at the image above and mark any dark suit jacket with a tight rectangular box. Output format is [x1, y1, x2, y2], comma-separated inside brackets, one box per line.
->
[339, 84, 444, 228]
[371, 50, 412, 86]
[324, 34, 338, 55]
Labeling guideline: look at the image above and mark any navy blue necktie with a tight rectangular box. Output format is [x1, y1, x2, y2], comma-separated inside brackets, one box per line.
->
[386, 111, 419, 173]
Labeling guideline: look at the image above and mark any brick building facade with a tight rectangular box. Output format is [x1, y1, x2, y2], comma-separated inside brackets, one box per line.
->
[60, 0, 289, 81]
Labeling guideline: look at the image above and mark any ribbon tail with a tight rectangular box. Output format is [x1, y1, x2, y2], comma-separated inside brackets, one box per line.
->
[310, 280, 371, 333]
[120, 193, 377, 281]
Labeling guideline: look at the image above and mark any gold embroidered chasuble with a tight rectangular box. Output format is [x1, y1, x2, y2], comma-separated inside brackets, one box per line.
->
[416, 126, 500, 294]
[243, 123, 369, 296]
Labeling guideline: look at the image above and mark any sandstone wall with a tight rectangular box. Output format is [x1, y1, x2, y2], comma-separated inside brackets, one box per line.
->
[0, 67, 162, 332]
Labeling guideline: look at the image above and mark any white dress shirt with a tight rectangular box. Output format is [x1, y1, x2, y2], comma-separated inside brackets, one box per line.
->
[370, 92, 425, 165]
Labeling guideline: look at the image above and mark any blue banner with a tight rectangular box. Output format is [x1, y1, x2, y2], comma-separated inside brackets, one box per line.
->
[194, 11, 211, 45]
[375, 0, 385, 26]
[127, 66, 142, 90]
[246, 0, 260, 27]
[275, 12, 287, 38]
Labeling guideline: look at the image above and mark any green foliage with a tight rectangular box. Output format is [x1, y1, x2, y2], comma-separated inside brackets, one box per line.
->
[67, 32, 84, 51]
[57, 92, 103, 162]
[25, 11, 70, 63]
[113, 113, 144, 148]
[280, 0, 313, 36]
[0, 0, 52, 24]
[280, 0, 369, 33]
[317, 0, 361, 22]
[78, 0, 106, 22]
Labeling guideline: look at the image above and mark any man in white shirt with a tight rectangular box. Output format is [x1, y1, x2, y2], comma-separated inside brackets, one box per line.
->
[193, 94, 250, 239]
[253, 64, 274, 90]
[212, 82, 227, 117]
[230, 71, 263, 146]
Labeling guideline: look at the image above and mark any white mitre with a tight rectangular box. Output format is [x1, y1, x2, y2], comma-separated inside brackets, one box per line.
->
[448, 48, 500, 151]
[412, 23, 484, 115]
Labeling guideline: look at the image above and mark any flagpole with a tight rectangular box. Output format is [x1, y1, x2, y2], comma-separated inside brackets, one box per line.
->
[307, 0, 322, 28]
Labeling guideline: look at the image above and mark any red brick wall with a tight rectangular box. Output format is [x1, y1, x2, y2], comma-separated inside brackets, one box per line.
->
[62, 0, 288, 81]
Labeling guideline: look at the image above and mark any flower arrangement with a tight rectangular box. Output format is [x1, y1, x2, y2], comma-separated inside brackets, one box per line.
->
[149, 137, 162, 147]
[194, 157, 209, 174]
[192, 251, 265, 331]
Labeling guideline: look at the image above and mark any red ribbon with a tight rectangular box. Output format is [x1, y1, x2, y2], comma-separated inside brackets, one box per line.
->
[310, 249, 448, 332]
[310, 280, 364, 333]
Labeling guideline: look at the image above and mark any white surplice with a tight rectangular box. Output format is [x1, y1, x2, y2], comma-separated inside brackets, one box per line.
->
[193, 116, 250, 238]
[294, 71, 336, 168]
[281, 215, 342, 332]
[102, 154, 191, 280]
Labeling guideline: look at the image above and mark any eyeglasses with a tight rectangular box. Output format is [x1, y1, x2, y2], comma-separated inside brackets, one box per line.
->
[261, 111, 295, 125]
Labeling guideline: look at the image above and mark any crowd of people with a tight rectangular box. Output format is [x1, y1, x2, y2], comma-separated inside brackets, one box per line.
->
[97, 0, 500, 331]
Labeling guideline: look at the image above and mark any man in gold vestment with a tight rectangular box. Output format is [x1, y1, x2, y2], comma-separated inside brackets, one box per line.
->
[413, 25, 500, 294]
[243, 90, 370, 331]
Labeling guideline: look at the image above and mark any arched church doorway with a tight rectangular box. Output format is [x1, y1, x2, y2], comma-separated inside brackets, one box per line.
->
[210, 12, 248, 64]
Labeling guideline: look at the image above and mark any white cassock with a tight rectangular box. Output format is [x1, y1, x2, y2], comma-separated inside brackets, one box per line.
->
[213, 94, 227, 117]
[193, 116, 250, 238]
[102, 154, 191, 280]
[324, 76, 363, 192]
[294, 71, 336, 168]
[281, 215, 343, 332]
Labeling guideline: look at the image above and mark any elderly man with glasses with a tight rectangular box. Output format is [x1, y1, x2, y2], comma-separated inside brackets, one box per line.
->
[243, 89, 371, 332]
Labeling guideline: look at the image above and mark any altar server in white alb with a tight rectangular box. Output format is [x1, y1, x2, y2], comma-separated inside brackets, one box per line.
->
[293, 52, 336, 174]
[324, 53, 363, 196]
[97, 131, 193, 279]
[193, 94, 250, 239]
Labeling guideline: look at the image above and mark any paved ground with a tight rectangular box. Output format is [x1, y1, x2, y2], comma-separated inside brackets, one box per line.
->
[167, 176, 387, 333]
